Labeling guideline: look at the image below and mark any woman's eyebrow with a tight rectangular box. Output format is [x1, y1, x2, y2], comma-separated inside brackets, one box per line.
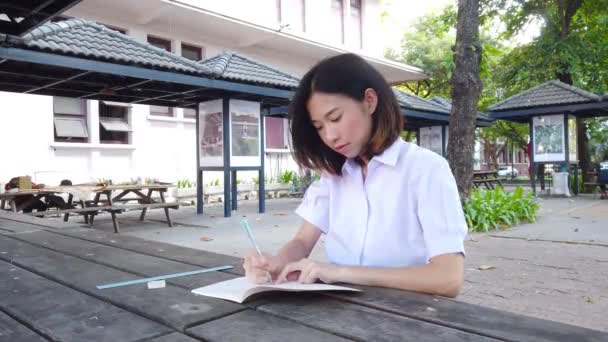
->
[324, 107, 339, 118]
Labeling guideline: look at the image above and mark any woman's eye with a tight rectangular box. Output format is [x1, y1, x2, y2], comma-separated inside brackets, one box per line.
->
[330, 115, 342, 122]
[314, 126, 323, 131]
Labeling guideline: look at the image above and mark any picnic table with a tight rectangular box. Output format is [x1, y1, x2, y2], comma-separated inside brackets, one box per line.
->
[1, 212, 606, 342]
[0, 184, 178, 233]
[472, 170, 504, 190]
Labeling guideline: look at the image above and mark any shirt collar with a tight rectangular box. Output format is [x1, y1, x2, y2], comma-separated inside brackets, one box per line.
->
[341, 138, 403, 175]
[372, 138, 403, 167]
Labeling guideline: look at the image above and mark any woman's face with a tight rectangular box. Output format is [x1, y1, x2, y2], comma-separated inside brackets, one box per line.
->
[307, 89, 378, 159]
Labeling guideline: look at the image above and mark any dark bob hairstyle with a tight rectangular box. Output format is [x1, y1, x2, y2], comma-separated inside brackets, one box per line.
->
[289, 53, 403, 176]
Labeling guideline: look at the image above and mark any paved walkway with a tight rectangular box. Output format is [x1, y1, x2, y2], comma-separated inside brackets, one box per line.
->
[48, 195, 608, 332]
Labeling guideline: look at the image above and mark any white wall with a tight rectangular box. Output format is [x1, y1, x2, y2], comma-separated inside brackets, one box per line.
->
[3, 0, 383, 189]
[175, 0, 383, 55]
[0, 90, 299, 189]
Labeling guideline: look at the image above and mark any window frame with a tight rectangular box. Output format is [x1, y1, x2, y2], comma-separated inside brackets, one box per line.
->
[53, 97, 88, 143]
[265, 116, 290, 151]
[99, 101, 131, 145]
[181, 42, 204, 61]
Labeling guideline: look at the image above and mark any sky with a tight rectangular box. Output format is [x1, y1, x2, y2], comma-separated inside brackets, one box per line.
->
[380, 0, 455, 52]
[380, 0, 542, 54]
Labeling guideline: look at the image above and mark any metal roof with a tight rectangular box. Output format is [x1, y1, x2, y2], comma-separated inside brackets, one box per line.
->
[489, 80, 601, 112]
[0, 0, 83, 36]
[200, 52, 300, 89]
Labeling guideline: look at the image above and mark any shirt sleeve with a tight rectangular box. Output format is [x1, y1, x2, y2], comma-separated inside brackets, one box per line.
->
[295, 176, 330, 234]
[416, 156, 468, 261]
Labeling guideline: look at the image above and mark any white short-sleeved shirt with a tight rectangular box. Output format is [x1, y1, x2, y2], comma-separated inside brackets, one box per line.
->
[296, 138, 467, 268]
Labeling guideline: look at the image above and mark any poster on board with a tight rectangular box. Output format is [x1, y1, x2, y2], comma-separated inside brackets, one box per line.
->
[230, 99, 261, 167]
[568, 116, 578, 162]
[533, 114, 565, 162]
[198, 99, 224, 167]
[419, 126, 443, 156]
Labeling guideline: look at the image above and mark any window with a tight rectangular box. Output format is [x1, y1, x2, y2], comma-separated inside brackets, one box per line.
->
[99, 101, 131, 144]
[331, 0, 344, 44]
[147, 36, 173, 116]
[279, 0, 305, 32]
[181, 43, 204, 61]
[147, 35, 172, 52]
[265, 117, 289, 150]
[183, 107, 197, 120]
[149, 105, 174, 117]
[53, 97, 88, 143]
[348, 0, 362, 49]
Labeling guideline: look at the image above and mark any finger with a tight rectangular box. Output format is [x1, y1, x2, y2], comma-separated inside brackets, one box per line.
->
[247, 267, 268, 283]
[297, 266, 315, 284]
[254, 273, 271, 284]
[302, 269, 318, 284]
[285, 270, 301, 282]
[277, 261, 303, 283]
[252, 255, 269, 268]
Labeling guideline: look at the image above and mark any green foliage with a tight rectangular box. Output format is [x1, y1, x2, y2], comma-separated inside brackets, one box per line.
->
[386, 5, 456, 99]
[276, 170, 296, 184]
[208, 179, 220, 187]
[570, 174, 584, 194]
[464, 186, 539, 232]
[177, 179, 193, 188]
[253, 176, 271, 185]
[588, 118, 608, 163]
[96, 178, 113, 186]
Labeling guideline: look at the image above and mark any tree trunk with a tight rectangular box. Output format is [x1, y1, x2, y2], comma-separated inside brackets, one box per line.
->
[555, 0, 590, 182]
[447, 0, 483, 199]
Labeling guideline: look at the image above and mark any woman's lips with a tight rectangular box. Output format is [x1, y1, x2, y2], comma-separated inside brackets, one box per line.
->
[335, 143, 349, 152]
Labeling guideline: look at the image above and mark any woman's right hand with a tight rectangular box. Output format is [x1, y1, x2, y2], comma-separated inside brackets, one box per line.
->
[243, 251, 285, 284]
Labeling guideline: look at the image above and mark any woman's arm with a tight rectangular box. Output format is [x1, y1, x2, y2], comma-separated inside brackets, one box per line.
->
[275, 221, 322, 265]
[243, 221, 322, 283]
[277, 253, 464, 298]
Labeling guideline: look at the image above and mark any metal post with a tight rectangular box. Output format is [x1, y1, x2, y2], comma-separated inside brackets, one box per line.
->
[441, 125, 447, 157]
[563, 114, 570, 194]
[529, 117, 536, 195]
[195, 104, 204, 214]
[231, 170, 238, 210]
[259, 108, 266, 213]
[222, 97, 231, 217]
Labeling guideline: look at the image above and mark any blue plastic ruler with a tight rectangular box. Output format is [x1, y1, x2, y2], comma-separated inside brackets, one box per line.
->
[96, 265, 234, 290]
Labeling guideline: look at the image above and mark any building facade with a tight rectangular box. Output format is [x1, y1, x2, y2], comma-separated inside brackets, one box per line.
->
[0, 0, 423, 188]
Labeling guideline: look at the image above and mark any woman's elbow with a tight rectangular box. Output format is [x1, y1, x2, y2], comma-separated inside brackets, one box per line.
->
[434, 274, 464, 298]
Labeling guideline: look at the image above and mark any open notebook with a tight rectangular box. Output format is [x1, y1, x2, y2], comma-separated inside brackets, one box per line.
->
[191, 277, 361, 303]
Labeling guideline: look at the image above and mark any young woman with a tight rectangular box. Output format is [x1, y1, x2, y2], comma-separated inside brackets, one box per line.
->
[244, 53, 467, 298]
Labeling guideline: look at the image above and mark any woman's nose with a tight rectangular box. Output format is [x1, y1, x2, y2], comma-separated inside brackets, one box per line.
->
[323, 125, 339, 143]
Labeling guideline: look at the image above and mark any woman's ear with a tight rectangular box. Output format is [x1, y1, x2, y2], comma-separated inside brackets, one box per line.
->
[364, 88, 378, 115]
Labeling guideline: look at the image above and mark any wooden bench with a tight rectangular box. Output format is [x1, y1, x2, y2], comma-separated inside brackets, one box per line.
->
[472, 177, 504, 190]
[24, 202, 179, 233]
[583, 182, 602, 198]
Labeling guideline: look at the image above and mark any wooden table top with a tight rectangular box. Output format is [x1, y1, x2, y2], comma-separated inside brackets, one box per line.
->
[1, 212, 606, 342]
[0, 184, 173, 198]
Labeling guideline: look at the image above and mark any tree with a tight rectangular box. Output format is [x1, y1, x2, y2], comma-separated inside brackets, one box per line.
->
[491, 0, 608, 180]
[447, 0, 483, 198]
[385, 6, 457, 98]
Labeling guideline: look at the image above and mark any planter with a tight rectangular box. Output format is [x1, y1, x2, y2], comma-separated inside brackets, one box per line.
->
[175, 187, 197, 198]
[172, 182, 298, 203]
[265, 183, 291, 198]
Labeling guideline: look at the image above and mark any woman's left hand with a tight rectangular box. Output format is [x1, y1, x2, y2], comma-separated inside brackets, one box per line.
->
[276, 258, 341, 284]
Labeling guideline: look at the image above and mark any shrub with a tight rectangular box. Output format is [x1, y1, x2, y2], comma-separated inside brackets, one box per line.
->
[177, 179, 193, 188]
[464, 186, 539, 232]
[277, 170, 296, 184]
